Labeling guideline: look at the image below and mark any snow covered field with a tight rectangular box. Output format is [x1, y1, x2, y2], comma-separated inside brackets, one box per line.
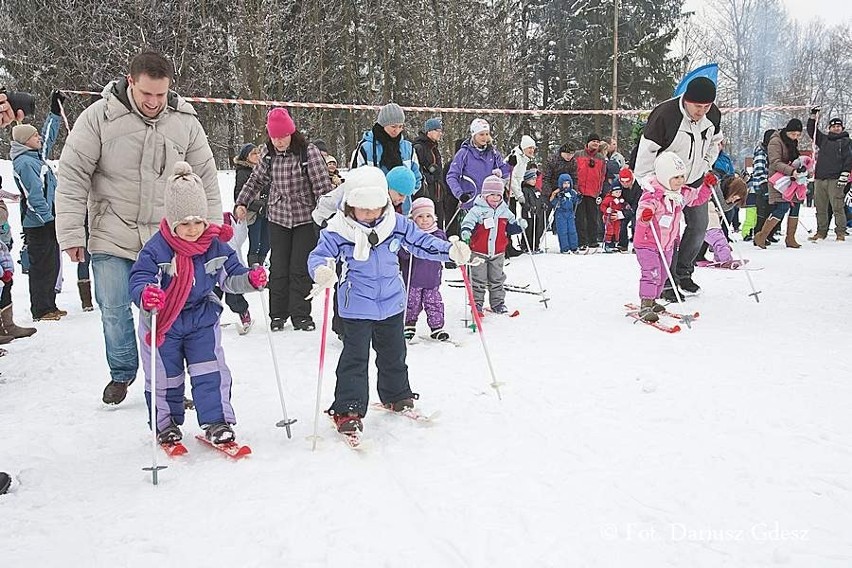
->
[1, 165, 851, 567]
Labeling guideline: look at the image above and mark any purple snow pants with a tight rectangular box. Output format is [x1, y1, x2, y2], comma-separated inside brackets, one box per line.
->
[636, 247, 674, 300]
[704, 228, 733, 263]
[405, 286, 445, 331]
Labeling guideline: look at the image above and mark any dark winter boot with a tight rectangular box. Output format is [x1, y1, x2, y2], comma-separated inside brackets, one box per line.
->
[754, 217, 780, 249]
[292, 317, 316, 331]
[78, 279, 94, 311]
[102, 379, 133, 405]
[332, 412, 363, 434]
[679, 277, 701, 294]
[404, 326, 416, 340]
[157, 421, 183, 444]
[0, 471, 11, 495]
[785, 217, 801, 248]
[430, 328, 450, 341]
[385, 398, 415, 412]
[204, 423, 235, 445]
[0, 305, 37, 338]
[651, 301, 666, 314]
[270, 317, 287, 331]
[638, 299, 660, 323]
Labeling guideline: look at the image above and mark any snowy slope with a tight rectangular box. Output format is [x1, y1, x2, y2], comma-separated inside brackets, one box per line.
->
[1, 163, 851, 567]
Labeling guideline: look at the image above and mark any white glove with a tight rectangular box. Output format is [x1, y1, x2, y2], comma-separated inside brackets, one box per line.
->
[518, 219, 528, 230]
[517, 193, 526, 204]
[307, 259, 337, 299]
[448, 236, 472, 265]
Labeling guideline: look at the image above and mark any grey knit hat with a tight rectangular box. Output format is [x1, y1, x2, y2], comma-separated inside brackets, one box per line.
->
[376, 103, 405, 127]
[164, 161, 208, 231]
[11, 124, 38, 145]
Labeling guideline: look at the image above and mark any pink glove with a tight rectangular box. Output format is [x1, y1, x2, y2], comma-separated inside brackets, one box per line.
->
[248, 266, 268, 289]
[141, 285, 166, 311]
[1, 270, 12, 283]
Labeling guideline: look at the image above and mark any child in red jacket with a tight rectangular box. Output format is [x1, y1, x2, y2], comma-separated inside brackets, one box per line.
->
[600, 186, 627, 252]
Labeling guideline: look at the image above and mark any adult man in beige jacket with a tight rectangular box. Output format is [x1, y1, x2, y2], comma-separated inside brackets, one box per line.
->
[56, 52, 222, 405]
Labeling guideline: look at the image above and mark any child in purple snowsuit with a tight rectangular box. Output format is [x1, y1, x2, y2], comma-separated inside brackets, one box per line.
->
[400, 197, 449, 341]
[703, 177, 748, 268]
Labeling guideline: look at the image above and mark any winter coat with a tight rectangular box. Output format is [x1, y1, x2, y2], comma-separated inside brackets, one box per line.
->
[634, 96, 724, 184]
[767, 131, 800, 205]
[574, 148, 607, 198]
[507, 146, 532, 200]
[351, 129, 422, 191]
[399, 228, 446, 289]
[542, 151, 577, 193]
[412, 132, 446, 202]
[634, 177, 712, 251]
[309, 213, 450, 321]
[12, 112, 60, 228]
[446, 140, 512, 209]
[233, 160, 253, 202]
[713, 150, 735, 177]
[600, 192, 628, 219]
[551, 173, 579, 217]
[460, 196, 522, 257]
[56, 78, 222, 261]
[129, 232, 255, 330]
[236, 141, 333, 228]
[807, 118, 852, 180]
[751, 144, 769, 190]
[520, 184, 546, 217]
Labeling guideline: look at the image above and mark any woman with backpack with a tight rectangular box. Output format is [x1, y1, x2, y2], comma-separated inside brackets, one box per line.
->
[235, 108, 333, 331]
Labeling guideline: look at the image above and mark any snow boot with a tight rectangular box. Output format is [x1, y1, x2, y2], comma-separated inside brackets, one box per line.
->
[385, 398, 415, 412]
[270, 317, 287, 332]
[332, 412, 363, 434]
[836, 232, 846, 241]
[490, 304, 509, 314]
[679, 277, 701, 294]
[0, 471, 11, 495]
[785, 217, 801, 248]
[204, 423, 235, 445]
[404, 326, 416, 340]
[808, 232, 827, 242]
[661, 286, 680, 303]
[157, 421, 183, 444]
[754, 217, 780, 249]
[78, 279, 94, 311]
[430, 328, 450, 341]
[292, 317, 316, 331]
[638, 299, 660, 323]
[102, 379, 133, 405]
[651, 300, 666, 314]
[237, 310, 252, 335]
[4, 305, 41, 335]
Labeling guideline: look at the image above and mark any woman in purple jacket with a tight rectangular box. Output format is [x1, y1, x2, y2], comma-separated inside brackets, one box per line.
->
[446, 118, 512, 211]
[307, 167, 471, 436]
[399, 197, 449, 341]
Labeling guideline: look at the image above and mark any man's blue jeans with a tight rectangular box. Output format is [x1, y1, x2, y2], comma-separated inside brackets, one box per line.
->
[91, 253, 138, 383]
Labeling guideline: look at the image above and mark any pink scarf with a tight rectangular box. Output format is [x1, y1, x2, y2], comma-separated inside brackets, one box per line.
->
[147, 218, 234, 346]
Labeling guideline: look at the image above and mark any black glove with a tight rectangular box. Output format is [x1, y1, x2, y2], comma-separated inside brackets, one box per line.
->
[459, 193, 472, 204]
[50, 90, 66, 115]
[810, 106, 821, 115]
[795, 165, 807, 174]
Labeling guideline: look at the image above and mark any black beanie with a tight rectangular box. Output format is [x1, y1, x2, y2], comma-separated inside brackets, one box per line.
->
[586, 133, 602, 144]
[312, 138, 329, 154]
[785, 118, 803, 132]
[829, 117, 844, 128]
[683, 77, 717, 104]
[559, 141, 577, 154]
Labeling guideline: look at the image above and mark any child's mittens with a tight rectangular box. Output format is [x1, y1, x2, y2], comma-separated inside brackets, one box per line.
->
[248, 266, 268, 289]
[448, 236, 472, 265]
[703, 171, 718, 187]
[141, 285, 166, 312]
[307, 259, 337, 299]
[518, 219, 528, 230]
[1, 270, 12, 283]
[640, 208, 654, 223]
[460, 230, 471, 243]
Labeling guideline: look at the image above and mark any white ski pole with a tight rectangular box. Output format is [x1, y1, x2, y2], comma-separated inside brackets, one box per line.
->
[518, 226, 549, 308]
[258, 281, 297, 437]
[457, 258, 504, 399]
[142, 283, 166, 486]
[402, 251, 414, 328]
[308, 287, 333, 451]
[649, 223, 696, 328]
[708, 188, 763, 303]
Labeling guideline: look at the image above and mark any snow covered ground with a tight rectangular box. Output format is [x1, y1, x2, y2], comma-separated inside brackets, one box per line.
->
[2, 165, 851, 567]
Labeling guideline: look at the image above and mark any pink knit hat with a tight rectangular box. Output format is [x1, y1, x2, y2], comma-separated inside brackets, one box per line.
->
[410, 197, 436, 221]
[267, 108, 296, 138]
[480, 175, 505, 197]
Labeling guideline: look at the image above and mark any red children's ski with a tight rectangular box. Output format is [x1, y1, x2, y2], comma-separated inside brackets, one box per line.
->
[328, 415, 363, 449]
[160, 442, 188, 457]
[624, 303, 699, 322]
[484, 307, 520, 317]
[624, 305, 682, 333]
[194, 435, 252, 459]
[370, 402, 440, 423]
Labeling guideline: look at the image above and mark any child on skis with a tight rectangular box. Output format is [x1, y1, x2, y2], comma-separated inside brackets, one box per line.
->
[520, 167, 546, 253]
[400, 197, 450, 341]
[550, 173, 579, 253]
[308, 166, 471, 435]
[634, 152, 712, 322]
[600, 185, 628, 252]
[460, 175, 526, 314]
[130, 162, 268, 445]
[702, 176, 748, 268]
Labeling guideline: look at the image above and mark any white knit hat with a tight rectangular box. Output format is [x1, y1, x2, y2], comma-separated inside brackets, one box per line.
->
[469, 118, 490, 137]
[654, 152, 688, 190]
[520, 135, 537, 150]
[164, 161, 209, 231]
[342, 166, 390, 209]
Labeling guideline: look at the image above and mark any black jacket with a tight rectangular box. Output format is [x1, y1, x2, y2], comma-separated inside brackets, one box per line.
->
[233, 161, 254, 201]
[807, 118, 852, 179]
[542, 151, 577, 193]
[412, 131, 446, 201]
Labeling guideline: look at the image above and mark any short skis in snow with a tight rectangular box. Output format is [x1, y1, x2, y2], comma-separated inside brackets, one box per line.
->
[194, 434, 252, 459]
[370, 402, 440, 423]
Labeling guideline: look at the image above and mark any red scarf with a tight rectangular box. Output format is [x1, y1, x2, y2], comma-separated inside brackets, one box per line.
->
[147, 218, 234, 346]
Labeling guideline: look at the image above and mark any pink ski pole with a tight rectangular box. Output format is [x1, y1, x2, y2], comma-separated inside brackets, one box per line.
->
[308, 287, 333, 450]
[459, 263, 504, 400]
